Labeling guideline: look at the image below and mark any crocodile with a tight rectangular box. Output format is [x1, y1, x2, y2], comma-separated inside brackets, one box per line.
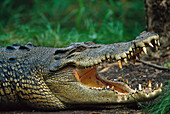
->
[0, 31, 162, 110]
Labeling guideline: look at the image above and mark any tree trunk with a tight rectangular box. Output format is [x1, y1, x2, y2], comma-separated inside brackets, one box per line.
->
[145, 0, 169, 58]
[145, 0, 170, 38]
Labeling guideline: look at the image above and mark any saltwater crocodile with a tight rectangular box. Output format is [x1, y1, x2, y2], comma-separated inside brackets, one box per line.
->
[0, 31, 162, 110]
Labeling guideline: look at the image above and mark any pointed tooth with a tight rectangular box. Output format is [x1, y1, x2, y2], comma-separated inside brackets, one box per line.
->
[155, 83, 159, 89]
[142, 47, 147, 54]
[138, 84, 142, 91]
[124, 58, 128, 63]
[118, 60, 122, 69]
[111, 86, 114, 90]
[122, 53, 127, 58]
[148, 80, 152, 88]
[125, 79, 128, 84]
[155, 45, 158, 51]
[157, 40, 160, 46]
[106, 54, 110, 59]
[149, 42, 154, 47]
[160, 83, 163, 88]
[128, 55, 131, 59]
[129, 47, 133, 51]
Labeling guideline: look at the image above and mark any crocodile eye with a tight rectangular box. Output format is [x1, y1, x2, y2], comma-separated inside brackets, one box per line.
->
[85, 41, 94, 45]
[8, 56, 17, 63]
[26, 42, 34, 47]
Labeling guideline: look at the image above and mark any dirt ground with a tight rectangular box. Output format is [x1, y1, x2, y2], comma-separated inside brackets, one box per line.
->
[1, 43, 170, 114]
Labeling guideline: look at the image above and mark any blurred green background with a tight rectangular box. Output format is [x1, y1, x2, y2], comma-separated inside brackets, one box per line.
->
[0, 0, 145, 47]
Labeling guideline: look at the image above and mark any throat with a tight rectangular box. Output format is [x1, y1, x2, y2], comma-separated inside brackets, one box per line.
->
[74, 67, 129, 93]
[74, 67, 106, 88]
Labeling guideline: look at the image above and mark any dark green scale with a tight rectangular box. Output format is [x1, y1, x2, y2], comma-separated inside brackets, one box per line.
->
[0, 43, 65, 110]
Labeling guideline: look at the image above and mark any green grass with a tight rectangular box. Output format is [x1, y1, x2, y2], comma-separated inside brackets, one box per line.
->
[0, 0, 145, 47]
[1, 0, 169, 113]
[142, 81, 170, 114]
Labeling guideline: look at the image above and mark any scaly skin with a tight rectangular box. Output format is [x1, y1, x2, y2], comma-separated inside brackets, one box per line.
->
[0, 31, 162, 110]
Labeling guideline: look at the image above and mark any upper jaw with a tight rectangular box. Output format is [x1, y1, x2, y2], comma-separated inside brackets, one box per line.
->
[73, 31, 160, 69]
[49, 31, 159, 71]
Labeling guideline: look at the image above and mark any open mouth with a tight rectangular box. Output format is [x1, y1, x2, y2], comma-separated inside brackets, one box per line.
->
[75, 66, 133, 93]
[74, 37, 161, 94]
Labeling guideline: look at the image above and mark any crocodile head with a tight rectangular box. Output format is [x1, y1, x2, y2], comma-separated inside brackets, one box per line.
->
[46, 31, 162, 108]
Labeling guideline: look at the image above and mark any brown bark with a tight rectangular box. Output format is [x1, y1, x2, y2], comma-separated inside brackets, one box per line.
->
[145, 0, 170, 58]
[145, 0, 170, 37]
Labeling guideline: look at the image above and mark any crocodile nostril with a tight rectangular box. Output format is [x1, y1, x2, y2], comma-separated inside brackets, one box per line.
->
[8, 56, 17, 63]
[26, 42, 34, 47]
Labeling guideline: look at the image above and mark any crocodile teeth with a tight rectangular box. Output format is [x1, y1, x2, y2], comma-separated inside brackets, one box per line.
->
[118, 60, 122, 69]
[155, 45, 158, 51]
[106, 54, 110, 60]
[155, 83, 159, 89]
[111, 86, 114, 90]
[128, 55, 131, 59]
[138, 84, 142, 91]
[124, 58, 128, 64]
[125, 79, 128, 84]
[160, 83, 163, 88]
[157, 40, 160, 46]
[142, 47, 147, 54]
[155, 40, 157, 44]
[148, 80, 152, 88]
[149, 42, 154, 47]
[129, 47, 133, 51]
